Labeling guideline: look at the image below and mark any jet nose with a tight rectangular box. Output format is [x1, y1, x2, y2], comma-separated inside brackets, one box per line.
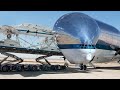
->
[53, 12, 100, 64]
[54, 12, 100, 45]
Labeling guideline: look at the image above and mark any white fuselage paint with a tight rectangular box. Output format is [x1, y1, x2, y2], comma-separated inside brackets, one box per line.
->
[53, 12, 120, 65]
[60, 49, 96, 64]
[60, 49, 119, 64]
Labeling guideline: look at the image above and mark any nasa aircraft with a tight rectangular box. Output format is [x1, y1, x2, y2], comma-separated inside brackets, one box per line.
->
[54, 12, 120, 70]
[0, 24, 64, 71]
[0, 12, 119, 71]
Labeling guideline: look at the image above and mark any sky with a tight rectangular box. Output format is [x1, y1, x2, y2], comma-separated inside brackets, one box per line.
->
[0, 11, 120, 30]
[0, 11, 120, 59]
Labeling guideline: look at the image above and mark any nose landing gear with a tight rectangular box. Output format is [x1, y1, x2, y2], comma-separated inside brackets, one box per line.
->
[79, 64, 87, 70]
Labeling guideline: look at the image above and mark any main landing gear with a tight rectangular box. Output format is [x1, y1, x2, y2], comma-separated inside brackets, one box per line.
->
[79, 64, 87, 70]
[62, 56, 69, 67]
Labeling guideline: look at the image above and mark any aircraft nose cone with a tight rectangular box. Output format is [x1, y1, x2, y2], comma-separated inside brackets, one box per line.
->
[53, 12, 100, 45]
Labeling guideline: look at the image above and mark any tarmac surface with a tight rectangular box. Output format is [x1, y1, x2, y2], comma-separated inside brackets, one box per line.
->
[0, 59, 120, 79]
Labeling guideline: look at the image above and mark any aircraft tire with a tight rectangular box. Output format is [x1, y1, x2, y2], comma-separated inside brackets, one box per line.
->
[83, 65, 87, 70]
[79, 64, 83, 70]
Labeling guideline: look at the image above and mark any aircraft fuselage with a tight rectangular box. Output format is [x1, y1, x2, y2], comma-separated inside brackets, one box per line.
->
[53, 12, 120, 64]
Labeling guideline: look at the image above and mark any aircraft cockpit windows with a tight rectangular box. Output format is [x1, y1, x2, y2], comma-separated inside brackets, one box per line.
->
[54, 12, 100, 45]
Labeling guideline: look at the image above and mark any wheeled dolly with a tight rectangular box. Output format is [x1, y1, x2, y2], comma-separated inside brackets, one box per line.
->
[0, 52, 66, 72]
[0, 64, 66, 72]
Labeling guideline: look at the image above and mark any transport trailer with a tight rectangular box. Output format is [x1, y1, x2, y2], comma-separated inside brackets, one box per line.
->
[0, 64, 66, 72]
[0, 46, 66, 72]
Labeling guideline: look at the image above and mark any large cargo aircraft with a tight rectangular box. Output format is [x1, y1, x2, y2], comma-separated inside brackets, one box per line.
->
[54, 12, 120, 70]
[0, 12, 119, 71]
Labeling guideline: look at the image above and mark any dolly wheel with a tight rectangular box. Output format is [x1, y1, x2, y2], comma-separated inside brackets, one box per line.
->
[2, 65, 9, 72]
[31, 65, 38, 71]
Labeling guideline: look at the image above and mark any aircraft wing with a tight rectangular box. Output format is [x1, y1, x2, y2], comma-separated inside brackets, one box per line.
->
[15, 23, 55, 37]
[0, 45, 63, 56]
[0, 23, 62, 56]
[0, 23, 56, 37]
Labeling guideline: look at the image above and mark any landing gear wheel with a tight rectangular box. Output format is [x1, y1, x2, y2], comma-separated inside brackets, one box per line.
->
[83, 65, 87, 70]
[79, 64, 87, 70]
[79, 64, 83, 70]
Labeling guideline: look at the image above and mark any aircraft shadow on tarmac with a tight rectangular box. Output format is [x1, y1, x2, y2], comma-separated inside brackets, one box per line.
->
[0, 66, 120, 77]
